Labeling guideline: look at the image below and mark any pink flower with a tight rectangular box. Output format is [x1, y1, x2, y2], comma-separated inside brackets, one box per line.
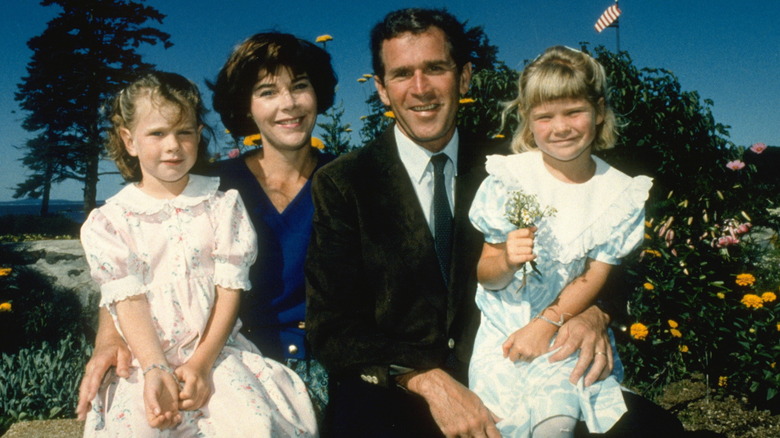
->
[726, 160, 745, 170]
[749, 142, 767, 154]
[228, 148, 240, 159]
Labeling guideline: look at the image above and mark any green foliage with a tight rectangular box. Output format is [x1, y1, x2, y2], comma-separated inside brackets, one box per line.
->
[0, 334, 91, 434]
[0, 265, 86, 355]
[458, 62, 518, 139]
[316, 102, 354, 156]
[0, 214, 79, 242]
[358, 91, 393, 145]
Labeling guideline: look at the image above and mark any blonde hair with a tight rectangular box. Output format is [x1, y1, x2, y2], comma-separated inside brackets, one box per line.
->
[106, 71, 210, 181]
[503, 46, 617, 153]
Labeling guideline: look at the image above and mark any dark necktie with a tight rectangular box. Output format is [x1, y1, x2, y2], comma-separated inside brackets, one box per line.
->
[431, 154, 453, 285]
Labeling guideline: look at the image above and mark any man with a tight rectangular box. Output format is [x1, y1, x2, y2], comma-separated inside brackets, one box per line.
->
[306, 8, 681, 437]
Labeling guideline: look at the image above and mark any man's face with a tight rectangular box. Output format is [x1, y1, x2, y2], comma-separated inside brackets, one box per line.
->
[374, 27, 472, 153]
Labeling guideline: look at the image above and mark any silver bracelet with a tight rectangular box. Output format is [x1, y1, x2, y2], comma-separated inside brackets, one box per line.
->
[142, 363, 176, 377]
[534, 314, 563, 327]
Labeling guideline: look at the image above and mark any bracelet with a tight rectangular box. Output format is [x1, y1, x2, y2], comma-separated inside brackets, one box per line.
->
[142, 363, 177, 378]
[534, 311, 573, 328]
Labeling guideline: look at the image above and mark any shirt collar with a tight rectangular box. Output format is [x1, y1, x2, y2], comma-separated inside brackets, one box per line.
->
[395, 125, 459, 184]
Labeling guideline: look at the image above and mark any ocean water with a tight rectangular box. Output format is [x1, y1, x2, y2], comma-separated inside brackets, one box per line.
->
[0, 200, 96, 223]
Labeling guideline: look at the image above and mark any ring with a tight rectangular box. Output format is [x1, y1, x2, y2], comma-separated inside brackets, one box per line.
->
[595, 351, 607, 356]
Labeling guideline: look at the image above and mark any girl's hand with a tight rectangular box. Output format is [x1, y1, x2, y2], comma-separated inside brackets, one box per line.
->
[504, 227, 536, 271]
[175, 361, 213, 411]
[143, 368, 181, 429]
[502, 319, 557, 362]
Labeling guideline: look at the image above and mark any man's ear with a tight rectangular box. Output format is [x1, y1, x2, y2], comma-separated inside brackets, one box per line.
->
[120, 127, 137, 157]
[459, 62, 473, 95]
[374, 75, 391, 107]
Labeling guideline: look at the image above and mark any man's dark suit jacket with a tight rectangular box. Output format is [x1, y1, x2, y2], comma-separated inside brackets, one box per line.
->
[305, 127, 508, 388]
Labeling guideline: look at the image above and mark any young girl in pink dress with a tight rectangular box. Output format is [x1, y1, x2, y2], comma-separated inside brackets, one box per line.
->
[80, 71, 317, 437]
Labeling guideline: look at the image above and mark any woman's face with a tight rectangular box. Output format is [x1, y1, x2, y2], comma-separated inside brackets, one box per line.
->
[249, 67, 317, 152]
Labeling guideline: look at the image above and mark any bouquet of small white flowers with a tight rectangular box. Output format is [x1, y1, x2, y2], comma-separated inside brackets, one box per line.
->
[504, 189, 557, 277]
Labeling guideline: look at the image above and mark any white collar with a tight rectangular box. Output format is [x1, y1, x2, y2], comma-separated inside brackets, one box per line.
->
[395, 125, 459, 184]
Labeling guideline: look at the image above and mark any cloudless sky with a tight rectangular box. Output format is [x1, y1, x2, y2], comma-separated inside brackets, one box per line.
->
[0, 0, 777, 202]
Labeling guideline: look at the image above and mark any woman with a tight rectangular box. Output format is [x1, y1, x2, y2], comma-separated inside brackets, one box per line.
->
[77, 32, 338, 423]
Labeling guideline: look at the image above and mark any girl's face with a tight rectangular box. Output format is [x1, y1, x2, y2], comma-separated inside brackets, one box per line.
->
[120, 95, 201, 198]
[249, 67, 317, 152]
[529, 97, 603, 165]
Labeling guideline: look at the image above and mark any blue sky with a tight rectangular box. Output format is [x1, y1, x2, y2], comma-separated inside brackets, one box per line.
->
[0, 0, 778, 202]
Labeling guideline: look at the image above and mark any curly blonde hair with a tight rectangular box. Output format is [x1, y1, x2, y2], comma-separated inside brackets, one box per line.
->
[503, 46, 617, 154]
[105, 71, 210, 181]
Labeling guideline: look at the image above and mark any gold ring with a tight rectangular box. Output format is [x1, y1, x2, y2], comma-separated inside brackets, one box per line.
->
[595, 351, 607, 356]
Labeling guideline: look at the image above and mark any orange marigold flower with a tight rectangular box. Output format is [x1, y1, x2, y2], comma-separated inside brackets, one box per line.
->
[667, 319, 679, 328]
[669, 328, 682, 338]
[679, 345, 689, 353]
[384, 111, 395, 118]
[643, 282, 655, 291]
[311, 137, 325, 150]
[243, 134, 262, 146]
[0, 302, 11, 312]
[741, 294, 763, 309]
[735, 273, 756, 286]
[761, 292, 776, 303]
[459, 97, 476, 104]
[630, 323, 648, 341]
[718, 376, 728, 387]
[0, 267, 11, 276]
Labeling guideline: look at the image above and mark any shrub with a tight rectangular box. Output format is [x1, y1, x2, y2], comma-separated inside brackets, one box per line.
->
[0, 214, 79, 243]
[0, 334, 91, 434]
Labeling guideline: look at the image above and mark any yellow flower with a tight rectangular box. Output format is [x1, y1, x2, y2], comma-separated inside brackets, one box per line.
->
[362, 74, 373, 78]
[741, 294, 764, 309]
[679, 345, 689, 353]
[315, 34, 333, 43]
[777, 323, 780, 332]
[459, 97, 476, 104]
[357, 78, 367, 83]
[644, 233, 651, 240]
[243, 134, 262, 146]
[0, 302, 11, 312]
[493, 134, 505, 139]
[669, 328, 682, 338]
[643, 282, 655, 291]
[0, 267, 11, 276]
[384, 111, 395, 118]
[735, 273, 756, 286]
[630, 323, 648, 341]
[772, 362, 776, 369]
[667, 319, 678, 328]
[643, 249, 662, 257]
[311, 137, 325, 150]
[718, 376, 728, 387]
[761, 292, 777, 303]
[716, 292, 725, 299]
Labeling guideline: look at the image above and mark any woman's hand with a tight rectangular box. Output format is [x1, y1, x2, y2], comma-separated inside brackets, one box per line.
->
[502, 318, 557, 362]
[175, 361, 213, 411]
[143, 368, 182, 429]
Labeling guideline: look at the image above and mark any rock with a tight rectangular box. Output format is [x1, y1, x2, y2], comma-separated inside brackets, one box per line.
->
[2, 419, 82, 438]
[0, 239, 99, 328]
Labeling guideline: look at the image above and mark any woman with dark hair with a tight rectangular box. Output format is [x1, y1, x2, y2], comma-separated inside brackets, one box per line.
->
[77, 32, 338, 424]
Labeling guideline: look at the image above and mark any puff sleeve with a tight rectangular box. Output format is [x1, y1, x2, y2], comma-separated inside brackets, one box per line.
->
[468, 175, 516, 243]
[80, 208, 148, 307]
[212, 189, 258, 291]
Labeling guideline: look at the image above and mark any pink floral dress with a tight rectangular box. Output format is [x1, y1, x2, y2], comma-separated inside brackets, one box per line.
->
[81, 175, 317, 437]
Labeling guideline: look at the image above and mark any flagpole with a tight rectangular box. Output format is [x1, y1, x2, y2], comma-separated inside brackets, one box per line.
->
[615, 0, 620, 52]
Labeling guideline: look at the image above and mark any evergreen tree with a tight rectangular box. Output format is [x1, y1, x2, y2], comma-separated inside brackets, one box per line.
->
[15, 0, 171, 214]
[316, 103, 353, 156]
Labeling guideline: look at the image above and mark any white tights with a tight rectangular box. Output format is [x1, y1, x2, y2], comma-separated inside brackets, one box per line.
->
[531, 415, 577, 438]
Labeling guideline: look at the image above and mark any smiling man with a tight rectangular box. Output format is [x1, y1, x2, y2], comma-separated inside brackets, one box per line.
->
[305, 8, 686, 438]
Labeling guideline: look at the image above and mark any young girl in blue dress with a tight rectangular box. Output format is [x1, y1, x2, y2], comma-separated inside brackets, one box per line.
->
[80, 71, 317, 437]
[468, 46, 652, 437]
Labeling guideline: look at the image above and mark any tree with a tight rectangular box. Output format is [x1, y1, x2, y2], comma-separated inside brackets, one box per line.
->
[15, 0, 171, 215]
[316, 103, 354, 156]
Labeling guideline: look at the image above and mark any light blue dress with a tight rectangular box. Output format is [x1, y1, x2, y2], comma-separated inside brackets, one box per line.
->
[468, 151, 652, 437]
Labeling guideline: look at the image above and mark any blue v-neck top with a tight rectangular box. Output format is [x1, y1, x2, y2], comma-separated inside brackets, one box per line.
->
[209, 150, 335, 361]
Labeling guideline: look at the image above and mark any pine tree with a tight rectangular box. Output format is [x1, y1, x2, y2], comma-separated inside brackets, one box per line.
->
[14, 0, 171, 214]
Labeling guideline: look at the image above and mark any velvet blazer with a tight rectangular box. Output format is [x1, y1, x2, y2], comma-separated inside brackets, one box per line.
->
[306, 127, 508, 388]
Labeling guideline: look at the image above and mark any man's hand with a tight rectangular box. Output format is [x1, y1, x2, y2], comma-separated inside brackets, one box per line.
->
[549, 305, 612, 386]
[76, 311, 132, 420]
[401, 368, 501, 438]
[143, 368, 182, 429]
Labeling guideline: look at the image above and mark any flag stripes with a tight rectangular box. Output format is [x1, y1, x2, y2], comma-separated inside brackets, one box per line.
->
[595, 4, 621, 32]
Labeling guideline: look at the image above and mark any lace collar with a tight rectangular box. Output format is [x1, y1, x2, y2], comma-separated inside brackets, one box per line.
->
[106, 175, 220, 214]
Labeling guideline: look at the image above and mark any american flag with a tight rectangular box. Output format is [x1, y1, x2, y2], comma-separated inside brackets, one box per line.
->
[595, 4, 621, 33]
